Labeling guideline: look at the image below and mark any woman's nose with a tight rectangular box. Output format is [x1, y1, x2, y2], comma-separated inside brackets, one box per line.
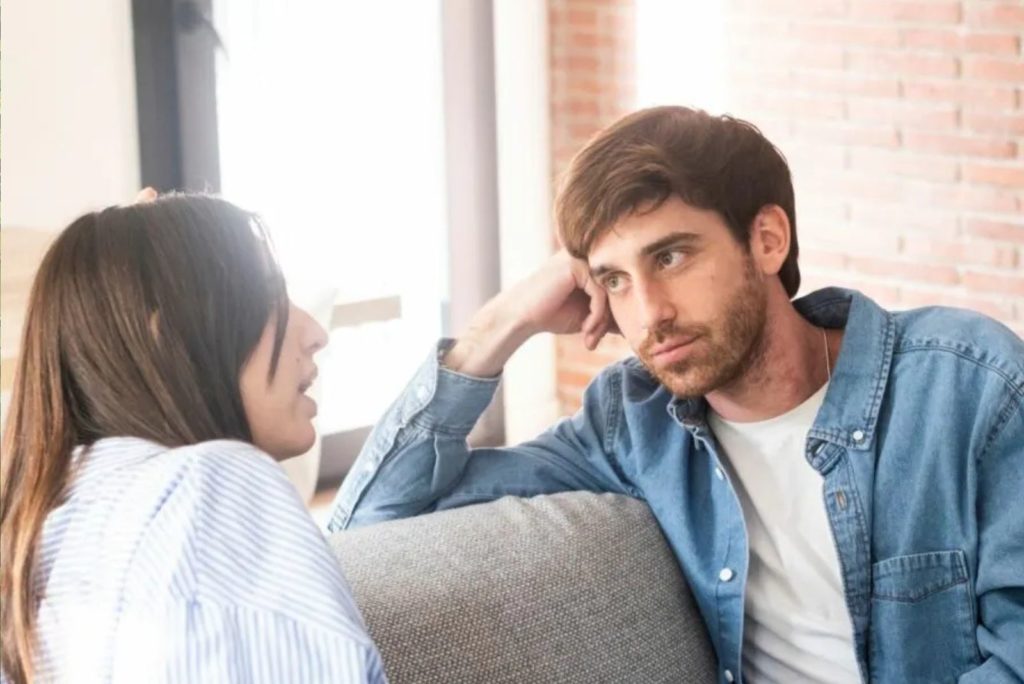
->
[295, 305, 328, 354]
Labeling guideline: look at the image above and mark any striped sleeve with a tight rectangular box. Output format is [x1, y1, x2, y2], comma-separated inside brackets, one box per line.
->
[170, 601, 383, 683]
[119, 440, 386, 683]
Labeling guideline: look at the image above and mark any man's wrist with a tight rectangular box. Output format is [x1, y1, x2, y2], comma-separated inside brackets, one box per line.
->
[442, 298, 533, 377]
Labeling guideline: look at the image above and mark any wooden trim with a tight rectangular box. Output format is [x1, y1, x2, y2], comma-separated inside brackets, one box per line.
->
[0, 294, 405, 392]
[1, 357, 17, 393]
[330, 296, 402, 330]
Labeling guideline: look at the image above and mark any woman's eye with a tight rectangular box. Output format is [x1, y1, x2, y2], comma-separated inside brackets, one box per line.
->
[657, 250, 685, 269]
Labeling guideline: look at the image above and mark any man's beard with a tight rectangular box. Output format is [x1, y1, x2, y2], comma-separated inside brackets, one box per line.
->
[638, 260, 768, 399]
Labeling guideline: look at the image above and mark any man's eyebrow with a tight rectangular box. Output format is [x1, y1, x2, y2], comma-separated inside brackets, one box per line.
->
[639, 231, 702, 257]
[589, 231, 702, 280]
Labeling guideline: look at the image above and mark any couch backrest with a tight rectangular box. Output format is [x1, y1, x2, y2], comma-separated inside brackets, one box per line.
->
[329, 492, 716, 683]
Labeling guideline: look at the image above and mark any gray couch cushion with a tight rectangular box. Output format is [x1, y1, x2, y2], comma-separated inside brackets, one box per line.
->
[328, 492, 716, 683]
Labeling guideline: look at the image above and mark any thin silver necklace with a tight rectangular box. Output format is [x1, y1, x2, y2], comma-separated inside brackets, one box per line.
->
[822, 327, 832, 382]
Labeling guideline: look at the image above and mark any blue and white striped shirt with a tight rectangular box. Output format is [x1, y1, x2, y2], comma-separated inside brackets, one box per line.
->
[9, 437, 385, 683]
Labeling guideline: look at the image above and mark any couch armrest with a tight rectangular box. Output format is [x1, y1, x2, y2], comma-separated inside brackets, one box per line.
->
[328, 491, 716, 683]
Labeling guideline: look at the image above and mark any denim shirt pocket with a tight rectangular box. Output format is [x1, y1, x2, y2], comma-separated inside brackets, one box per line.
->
[869, 550, 981, 682]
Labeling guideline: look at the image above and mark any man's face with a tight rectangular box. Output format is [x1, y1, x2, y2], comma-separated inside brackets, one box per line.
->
[588, 195, 768, 398]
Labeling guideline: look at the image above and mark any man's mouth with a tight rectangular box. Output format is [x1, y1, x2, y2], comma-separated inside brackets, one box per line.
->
[646, 335, 701, 366]
[648, 335, 699, 357]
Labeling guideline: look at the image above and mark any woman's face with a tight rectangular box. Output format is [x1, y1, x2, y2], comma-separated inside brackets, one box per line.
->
[240, 302, 328, 459]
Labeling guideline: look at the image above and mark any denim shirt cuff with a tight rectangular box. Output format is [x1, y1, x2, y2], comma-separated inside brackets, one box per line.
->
[396, 339, 501, 435]
[325, 340, 500, 532]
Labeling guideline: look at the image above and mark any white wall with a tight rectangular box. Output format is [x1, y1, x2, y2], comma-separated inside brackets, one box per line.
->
[1, 0, 140, 427]
[493, 0, 560, 442]
[0, 0, 559, 469]
[0, 0, 141, 232]
[0, 1, 319, 502]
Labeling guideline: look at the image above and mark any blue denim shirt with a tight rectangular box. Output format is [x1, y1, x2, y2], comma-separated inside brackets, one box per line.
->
[328, 288, 1024, 683]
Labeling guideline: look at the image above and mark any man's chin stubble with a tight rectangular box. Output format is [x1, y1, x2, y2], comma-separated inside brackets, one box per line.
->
[644, 337, 760, 399]
[657, 365, 738, 399]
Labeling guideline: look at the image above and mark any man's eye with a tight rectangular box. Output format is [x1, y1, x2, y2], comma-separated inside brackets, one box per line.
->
[657, 250, 685, 269]
[604, 274, 624, 292]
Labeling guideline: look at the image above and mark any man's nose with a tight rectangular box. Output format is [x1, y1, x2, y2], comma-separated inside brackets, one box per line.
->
[635, 277, 676, 334]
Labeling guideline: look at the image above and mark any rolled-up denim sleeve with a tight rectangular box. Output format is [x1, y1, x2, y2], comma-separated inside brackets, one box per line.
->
[326, 341, 634, 531]
[958, 390, 1024, 683]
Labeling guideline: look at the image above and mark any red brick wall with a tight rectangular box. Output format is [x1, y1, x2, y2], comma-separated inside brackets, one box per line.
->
[550, 0, 638, 412]
[550, 0, 1024, 414]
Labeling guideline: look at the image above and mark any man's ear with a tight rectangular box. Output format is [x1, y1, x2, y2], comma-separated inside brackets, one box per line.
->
[748, 204, 791, 278]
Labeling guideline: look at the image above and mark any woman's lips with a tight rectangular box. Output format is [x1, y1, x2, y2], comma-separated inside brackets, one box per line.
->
[298, 368, 318, 394]
[301, 394, 318, 416]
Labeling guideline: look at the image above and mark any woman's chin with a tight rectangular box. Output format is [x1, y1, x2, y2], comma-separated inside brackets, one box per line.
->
[259, 425, 317, 461]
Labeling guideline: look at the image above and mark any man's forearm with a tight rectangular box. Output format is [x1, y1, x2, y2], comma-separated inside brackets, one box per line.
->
[326, 343, 503, 531]
[441, 295, 535, 378]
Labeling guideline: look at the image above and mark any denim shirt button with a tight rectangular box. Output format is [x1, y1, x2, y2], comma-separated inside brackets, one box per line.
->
[852, 429, 865, 443]
[724, 668, 735, 682]
[719, 567, 734, 582]
[714, 466, 725, 481]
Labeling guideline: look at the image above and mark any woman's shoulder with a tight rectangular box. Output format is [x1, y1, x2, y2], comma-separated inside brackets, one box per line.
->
[133, 438, 313, 552]
[101, 438, 297, 520]
[166, 438, 282, 477]
[137, 440, 367, 637]
[61, 437, 372, 652]
[97, 439, 316, 593]
[45, 438, 305, 606]
[168, 439, 293, 499]
[78, 438, 297, 536]
[74, 437, 282, 496]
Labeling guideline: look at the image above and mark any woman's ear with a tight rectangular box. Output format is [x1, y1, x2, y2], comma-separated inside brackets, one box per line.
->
[748, 204, 791, 278]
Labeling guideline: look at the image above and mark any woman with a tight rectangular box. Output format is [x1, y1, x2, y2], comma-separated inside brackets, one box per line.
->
[0, 195, 385, 682]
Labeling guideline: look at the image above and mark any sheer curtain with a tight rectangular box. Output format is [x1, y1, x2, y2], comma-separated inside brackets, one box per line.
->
[212, 0, 449, 499]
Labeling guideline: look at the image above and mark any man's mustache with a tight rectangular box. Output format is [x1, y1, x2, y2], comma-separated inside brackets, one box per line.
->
[638, 322, 709, 357]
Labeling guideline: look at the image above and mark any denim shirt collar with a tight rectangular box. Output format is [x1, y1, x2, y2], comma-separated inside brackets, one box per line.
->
[665, 287, 896, 454]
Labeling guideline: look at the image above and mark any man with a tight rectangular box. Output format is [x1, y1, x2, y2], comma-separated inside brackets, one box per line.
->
[328, 106, 1023, 682]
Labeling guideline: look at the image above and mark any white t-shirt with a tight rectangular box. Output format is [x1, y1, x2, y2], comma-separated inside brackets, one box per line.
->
[708, 383, 860, 683]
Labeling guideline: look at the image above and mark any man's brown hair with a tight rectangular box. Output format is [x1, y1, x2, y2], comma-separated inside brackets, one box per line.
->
[556, 105, 801, 297]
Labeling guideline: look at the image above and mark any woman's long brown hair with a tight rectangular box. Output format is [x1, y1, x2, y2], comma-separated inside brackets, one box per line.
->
[0, 195, 290, 682]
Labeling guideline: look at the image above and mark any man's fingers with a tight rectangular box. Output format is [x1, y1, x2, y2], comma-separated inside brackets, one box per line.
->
[135, 187, 158, 203]
[564, 253, 615, 346]
[581, 279, 607, 334]
[584, 319, 610, 350]
[580, 274, 614, 349]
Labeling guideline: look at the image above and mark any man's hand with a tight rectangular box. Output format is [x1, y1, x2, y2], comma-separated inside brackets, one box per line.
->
[510, 250, 615, 348]
[131, 187, 158, 204]
[442, 251, 617, 377]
